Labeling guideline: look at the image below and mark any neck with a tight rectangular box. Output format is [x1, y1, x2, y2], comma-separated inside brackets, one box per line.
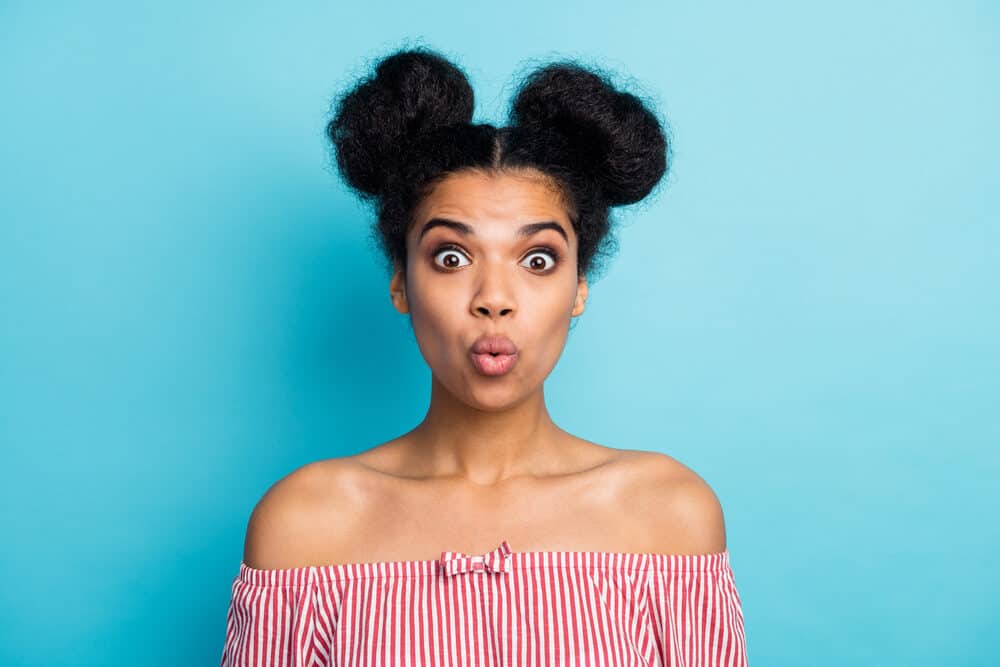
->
[404, 373, 571, 486]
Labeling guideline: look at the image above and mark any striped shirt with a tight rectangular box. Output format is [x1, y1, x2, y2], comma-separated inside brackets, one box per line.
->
[220, 539, 748, 666]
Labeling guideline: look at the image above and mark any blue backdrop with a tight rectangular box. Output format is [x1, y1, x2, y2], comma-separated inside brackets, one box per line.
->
[2, 1, 997, 665]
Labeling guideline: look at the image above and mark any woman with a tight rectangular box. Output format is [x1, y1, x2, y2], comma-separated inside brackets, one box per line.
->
[220, 46, 749, 666]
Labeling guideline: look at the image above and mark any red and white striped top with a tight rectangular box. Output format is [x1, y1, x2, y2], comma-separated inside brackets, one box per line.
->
[220, 539, 748, 666]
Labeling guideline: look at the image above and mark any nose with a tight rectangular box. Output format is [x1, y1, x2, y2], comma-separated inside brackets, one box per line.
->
[473, 302, 514, 317]
[470, 270, 515, 319]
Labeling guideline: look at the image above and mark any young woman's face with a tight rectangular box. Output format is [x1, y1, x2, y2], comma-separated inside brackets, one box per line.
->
[390, 168, 588, 411]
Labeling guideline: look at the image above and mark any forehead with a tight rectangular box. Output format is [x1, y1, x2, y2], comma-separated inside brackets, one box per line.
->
[413, 169, 570, 229]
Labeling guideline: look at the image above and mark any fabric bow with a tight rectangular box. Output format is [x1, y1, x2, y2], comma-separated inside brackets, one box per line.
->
[439, 540, 512, 576]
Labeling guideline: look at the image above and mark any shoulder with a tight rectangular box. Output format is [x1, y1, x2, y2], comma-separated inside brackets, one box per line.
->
[241, 457, 364, 569]
[619, 449, 728, 555]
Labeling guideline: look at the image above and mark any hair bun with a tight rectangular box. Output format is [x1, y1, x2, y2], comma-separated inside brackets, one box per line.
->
[327, 48, 476, 199]
[508, 63, 668, 207]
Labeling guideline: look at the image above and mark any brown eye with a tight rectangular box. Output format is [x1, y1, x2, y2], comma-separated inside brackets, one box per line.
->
[520, 248, 559, 272]
[432, 245, 471, 269]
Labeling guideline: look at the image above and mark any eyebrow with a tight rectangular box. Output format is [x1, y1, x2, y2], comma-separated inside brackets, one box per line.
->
[417, 218, 570, 245]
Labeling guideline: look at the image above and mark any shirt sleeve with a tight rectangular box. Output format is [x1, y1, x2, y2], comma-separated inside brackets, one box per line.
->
[645, 554, 749, 666]
[219, 566, 322, 667]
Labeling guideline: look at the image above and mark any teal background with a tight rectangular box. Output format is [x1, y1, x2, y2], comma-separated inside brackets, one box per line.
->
[2, 1, 997, 665]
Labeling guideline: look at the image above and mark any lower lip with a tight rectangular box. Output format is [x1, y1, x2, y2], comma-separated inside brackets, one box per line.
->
[469, 351, 519, 376]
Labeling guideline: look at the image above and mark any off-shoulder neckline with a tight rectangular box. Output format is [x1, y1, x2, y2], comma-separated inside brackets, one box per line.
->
[235, 544, 732, 586]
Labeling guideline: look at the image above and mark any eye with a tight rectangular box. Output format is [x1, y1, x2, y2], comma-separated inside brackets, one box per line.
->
[430, 243, 562, 273]
[432, 244, 471, 270]
[520, 247, 560, 273]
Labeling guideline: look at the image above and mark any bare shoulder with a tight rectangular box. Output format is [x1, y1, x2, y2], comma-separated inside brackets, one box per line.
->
[618, 449, 728, 555]
[241, 457, 364, 569]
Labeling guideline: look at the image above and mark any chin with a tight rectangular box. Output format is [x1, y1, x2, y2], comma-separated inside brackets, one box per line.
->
[449, 374, 526, 410]
[464, 385, 523, 410]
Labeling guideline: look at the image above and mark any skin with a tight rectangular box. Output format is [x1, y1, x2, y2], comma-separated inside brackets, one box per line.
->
[243, 168, 728, 568]
[386, 166, 590, 485]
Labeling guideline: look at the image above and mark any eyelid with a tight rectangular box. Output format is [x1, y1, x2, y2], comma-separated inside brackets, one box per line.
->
[431, 241, 560, 257]
[432, 242, 470, 259]
[525, 245, 561, 258]
[523, 246, 560, 263]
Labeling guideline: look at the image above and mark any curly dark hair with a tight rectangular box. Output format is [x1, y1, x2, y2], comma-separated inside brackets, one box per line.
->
[326, 46, 671, 283]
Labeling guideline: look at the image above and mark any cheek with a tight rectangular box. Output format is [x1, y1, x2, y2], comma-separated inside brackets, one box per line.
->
[541, 299, 573, 349]
[405, 280, 461, 357]
[524, 281, 577, 353]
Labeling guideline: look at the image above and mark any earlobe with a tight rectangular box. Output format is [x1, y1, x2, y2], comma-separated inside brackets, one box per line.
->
[572, 277, 588, 317]
[392, 288, 409, 314]
[390, 268, 409, 314]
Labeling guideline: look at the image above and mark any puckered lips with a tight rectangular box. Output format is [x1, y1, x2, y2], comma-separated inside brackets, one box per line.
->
[469, 334, 519, 376]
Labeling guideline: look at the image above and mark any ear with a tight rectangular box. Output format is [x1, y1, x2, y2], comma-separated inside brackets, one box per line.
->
[571, 274, 588, 317]
[389, 263, 409, 314]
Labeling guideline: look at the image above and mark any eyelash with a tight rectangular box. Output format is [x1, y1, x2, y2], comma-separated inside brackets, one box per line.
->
[431, 243, 562, 272]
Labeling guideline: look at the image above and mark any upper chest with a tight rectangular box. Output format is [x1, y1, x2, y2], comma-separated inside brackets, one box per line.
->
[318, 448, 684, 564]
